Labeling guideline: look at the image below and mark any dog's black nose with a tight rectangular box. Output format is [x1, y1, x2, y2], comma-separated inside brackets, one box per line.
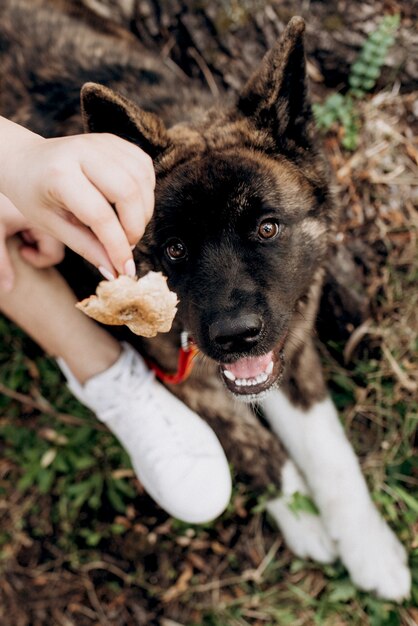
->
[209, 314, 263, 352]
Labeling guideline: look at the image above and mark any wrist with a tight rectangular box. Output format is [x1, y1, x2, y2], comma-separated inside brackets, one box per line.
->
[0, 117, 43, 198]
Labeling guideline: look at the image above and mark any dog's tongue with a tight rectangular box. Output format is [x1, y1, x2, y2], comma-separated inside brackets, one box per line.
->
[223, 352, 273, 378]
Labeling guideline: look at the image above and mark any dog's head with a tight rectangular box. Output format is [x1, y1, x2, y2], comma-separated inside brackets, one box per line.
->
[81, 17, 335, 399]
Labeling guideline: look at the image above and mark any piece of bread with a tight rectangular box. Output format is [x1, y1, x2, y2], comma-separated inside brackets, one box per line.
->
[76, 272, 178, 337]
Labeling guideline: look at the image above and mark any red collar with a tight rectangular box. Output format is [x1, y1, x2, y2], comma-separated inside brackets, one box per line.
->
[146, 333, 199, 385]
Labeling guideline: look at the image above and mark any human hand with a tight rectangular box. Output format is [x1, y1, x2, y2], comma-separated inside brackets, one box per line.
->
[0, 120, 155, 279]
[0, 193, 65, 292]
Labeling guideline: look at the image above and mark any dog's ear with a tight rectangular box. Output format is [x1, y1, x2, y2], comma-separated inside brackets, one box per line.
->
[237, 16, 311, 147]
[80, 82, 171, 160]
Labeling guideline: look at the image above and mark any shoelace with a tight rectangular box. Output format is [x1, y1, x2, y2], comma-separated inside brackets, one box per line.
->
[89, 345, 154, 412]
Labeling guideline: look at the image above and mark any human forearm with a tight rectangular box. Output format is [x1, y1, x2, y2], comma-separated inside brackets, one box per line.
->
[0, 116, 41, 196]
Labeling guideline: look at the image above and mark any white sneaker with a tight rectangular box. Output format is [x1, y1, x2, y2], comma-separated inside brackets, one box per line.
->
[57, 343, 231, 523]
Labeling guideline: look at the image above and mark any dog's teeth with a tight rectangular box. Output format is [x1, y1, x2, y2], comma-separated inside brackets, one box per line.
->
[224, 363, 274, 389]
[233, 374, 270, 388]
[225, 368, 274, 389]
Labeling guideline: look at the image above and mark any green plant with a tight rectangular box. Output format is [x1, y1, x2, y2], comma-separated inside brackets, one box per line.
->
[287, 491, 319, 517]
[0, 320, 138, 551]
[0, 417, 137, 545]
[313, 14, 400, 150]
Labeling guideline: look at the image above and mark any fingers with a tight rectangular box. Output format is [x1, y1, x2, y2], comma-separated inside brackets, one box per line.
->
[81, 157, 153, 248]
[0, 227, 15, 292]
[50, 170, 134, 275]
[81, 137, 155, 247]
[42, 212, 116, 275]
[19, 230, 65, 268]
[5, 133, 156, 275]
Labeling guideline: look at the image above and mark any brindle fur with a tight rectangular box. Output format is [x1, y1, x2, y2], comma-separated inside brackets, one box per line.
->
[0, 0, 337, 491]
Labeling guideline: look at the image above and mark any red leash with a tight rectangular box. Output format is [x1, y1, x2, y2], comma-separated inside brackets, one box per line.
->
[146, 332, 199, 385]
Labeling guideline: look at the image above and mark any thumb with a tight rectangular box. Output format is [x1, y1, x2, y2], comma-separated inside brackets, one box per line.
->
[0, 231, 15, 292]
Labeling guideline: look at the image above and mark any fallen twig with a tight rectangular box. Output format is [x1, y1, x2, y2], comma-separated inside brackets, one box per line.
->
[0, 382, 105, 429]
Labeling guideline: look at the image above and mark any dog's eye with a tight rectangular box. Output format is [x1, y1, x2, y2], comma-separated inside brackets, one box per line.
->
[257, 220, 280, 240]
[165, 239, 187, 262]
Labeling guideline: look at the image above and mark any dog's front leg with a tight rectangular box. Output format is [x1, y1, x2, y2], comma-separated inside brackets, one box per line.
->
[262, 342, 411, 601]
[266, 457, 338, 564]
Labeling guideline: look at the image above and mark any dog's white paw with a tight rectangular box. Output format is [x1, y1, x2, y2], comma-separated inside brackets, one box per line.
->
[268, 460, 338, 564]
[337, 510, 411, 601]
[262, 391, 411, 599]
[268, 497, 338, 563]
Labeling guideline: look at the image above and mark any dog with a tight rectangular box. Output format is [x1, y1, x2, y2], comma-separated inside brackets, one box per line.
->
[0, 0, 411, 601]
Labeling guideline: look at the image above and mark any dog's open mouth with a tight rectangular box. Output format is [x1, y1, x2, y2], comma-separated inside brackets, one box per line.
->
[220, 335, 286, 398]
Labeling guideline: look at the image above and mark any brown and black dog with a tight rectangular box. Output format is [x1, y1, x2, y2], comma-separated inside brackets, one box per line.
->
[0, 0, 410, 600]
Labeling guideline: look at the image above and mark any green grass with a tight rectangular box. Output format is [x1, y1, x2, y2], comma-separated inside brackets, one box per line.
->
[0, 323, 139, 554]
[0, 267, 417, 625]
